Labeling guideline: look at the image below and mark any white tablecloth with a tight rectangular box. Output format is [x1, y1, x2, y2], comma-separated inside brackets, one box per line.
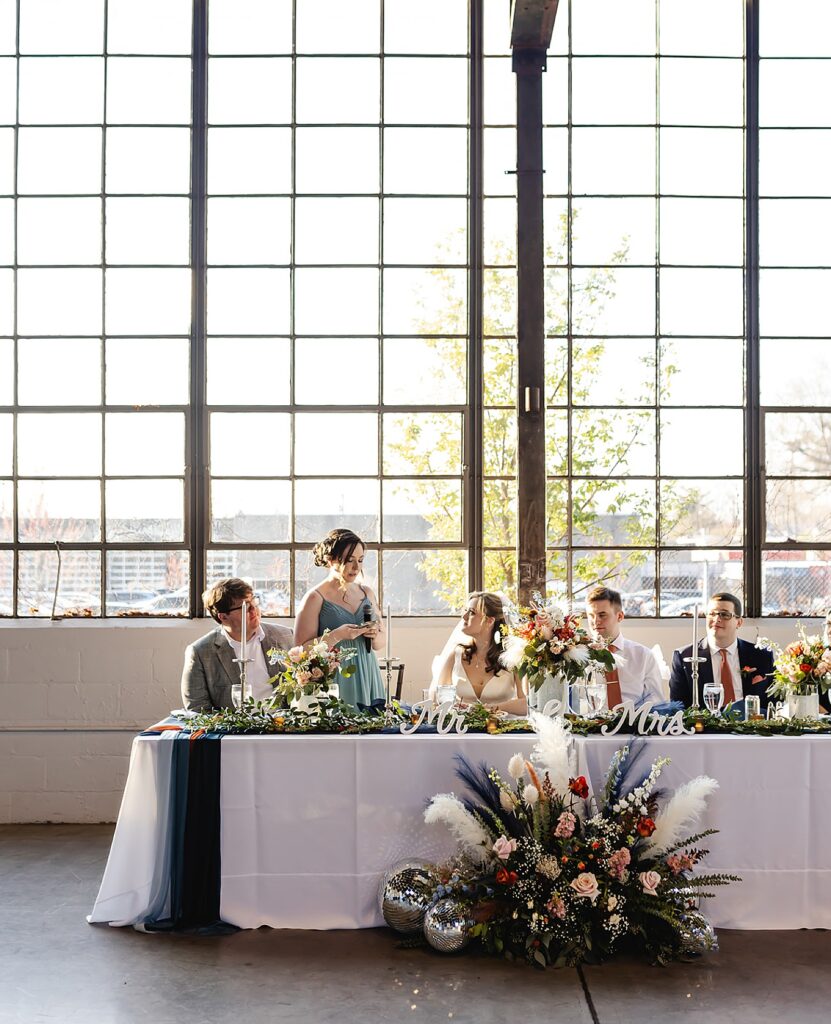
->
[89, 731, 831, 931]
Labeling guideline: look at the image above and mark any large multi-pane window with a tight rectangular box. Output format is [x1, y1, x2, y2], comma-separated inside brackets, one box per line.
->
[0, 0, 829, 618]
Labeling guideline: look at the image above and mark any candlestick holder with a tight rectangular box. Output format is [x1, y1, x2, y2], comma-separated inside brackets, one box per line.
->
[231, 599, 254, 708]
[683, 648, 707, 710]
[380, 656, 402, 714]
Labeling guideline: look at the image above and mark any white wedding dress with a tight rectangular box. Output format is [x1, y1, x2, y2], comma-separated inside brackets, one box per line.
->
[451, 648, 517, 705]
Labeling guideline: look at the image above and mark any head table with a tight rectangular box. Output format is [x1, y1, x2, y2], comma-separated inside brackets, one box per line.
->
[88, 727, 831, 932]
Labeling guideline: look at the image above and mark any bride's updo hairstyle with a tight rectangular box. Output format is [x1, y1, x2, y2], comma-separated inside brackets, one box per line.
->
[313, 528, 364, 570]
[460, 590, 508, 676]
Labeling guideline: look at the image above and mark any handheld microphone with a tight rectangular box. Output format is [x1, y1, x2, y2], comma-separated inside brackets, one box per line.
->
[362, 604, 373, 652]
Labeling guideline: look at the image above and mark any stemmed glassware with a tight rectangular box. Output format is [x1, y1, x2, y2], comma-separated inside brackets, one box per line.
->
[702, 682, 724, 714]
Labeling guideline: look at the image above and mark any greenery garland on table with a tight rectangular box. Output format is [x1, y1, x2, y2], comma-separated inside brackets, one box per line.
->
[381, 716, 738, 967]
[173, 699, 831, 737]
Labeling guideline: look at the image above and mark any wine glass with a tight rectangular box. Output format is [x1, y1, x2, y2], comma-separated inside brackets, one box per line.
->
[702, 682, 724, 714]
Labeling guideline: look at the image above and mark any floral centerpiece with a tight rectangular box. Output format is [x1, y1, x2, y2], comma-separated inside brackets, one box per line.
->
[381, 714, 737, 966]
[756, 624, 831, 716]
[267, 632, 356, 709]
[500, 595, 615, 693]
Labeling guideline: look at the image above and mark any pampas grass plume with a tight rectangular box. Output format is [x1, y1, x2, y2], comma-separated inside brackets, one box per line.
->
[644, 776, 719, 856]
[424, 793, 493, 865]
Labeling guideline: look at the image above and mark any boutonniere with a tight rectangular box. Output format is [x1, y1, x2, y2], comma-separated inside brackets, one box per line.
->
[266, 647, 280, 666]
[740, 665, 766, 685]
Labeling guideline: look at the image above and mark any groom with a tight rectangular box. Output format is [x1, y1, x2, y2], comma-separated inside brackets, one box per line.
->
[181, 577, 293, 712]
[669, 592, 773, 710]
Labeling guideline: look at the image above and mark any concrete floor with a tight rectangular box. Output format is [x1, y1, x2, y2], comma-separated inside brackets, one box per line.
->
[2, 825, 829, 1024]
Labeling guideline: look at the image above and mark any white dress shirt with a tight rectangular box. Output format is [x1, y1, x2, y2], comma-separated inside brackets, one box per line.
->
[607, 632, 666, 706]
[707, 639, 742, 700]
[224, 625, 274, 701]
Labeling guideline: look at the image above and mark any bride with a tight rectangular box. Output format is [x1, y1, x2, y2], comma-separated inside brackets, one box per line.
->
[431, 591, 527, 715]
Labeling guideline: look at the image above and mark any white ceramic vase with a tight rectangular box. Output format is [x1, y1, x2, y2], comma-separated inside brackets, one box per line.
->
[787, 691, 819, 719]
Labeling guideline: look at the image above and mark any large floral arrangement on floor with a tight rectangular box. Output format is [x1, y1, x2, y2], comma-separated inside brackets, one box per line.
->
[384, 714, 737, 966]
[267, 632, 356, 706]
[499, 595, 615, 692]
[756, 624, 831, 701]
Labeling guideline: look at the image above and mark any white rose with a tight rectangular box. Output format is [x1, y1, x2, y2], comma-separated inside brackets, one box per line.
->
[639, 870, 661, 897]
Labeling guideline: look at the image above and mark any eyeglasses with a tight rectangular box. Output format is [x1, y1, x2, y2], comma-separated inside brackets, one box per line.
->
[227, 596, 260, 613]
[707, 609, 738, 621]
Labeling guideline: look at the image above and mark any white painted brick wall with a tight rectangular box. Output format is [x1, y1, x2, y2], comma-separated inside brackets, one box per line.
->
[0, 616, 816, 823]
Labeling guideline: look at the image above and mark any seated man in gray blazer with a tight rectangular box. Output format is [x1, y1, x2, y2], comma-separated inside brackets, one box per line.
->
[181, 577, 294, 712]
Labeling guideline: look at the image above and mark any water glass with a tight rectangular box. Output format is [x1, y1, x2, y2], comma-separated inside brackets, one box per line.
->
[702, 682, 724, 714]
[569, 682, 588, 716]
[585, 681, 607, 715]
[231, 683, 243, 710]
[436, 682, 458, 706]
[744, 694, 760, 721]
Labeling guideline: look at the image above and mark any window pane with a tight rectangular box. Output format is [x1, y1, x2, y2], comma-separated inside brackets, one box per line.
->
[483, 56, 514, 126]
[572, 128, 655, 194]
[18, 550, 101, 618]
[0, 199, 12, 262]
[107, 58, 191, 124]
[0, 59, 13, 122]
[660, 198, 743, 265]
[659, 549, 743, 616]
[384, 128, 468, 194]
[0, 413, 11, 473]
[484, 409, 516, 476]
[296, 0, 379, 54]
[485, 127, 517, 197]
[660, 0, 744, 57]
[208, 197, 290, 265]
[542, 57, 568, 125]
[211, 413, 290, 476]
[294, 479, 380, 542]
[211, 480, 291, 543]
[483, 268, 516, 336]
[384, 0, 467, 55]
[546, 480, 568, 546]
[484, 337, 516, 406]
[660, 479, 744, 547]
[295, 338, 378, 405]
[384, 198, 466, 265]
[0, 268, 10, 334]
[19, 0, 104, 55]
[17, 198, 100, 265]
[762, 551, 831, 617]
[18, 480, 101, 541]
[761, 339, 831, 405]
[765, 413, 831, 477]
[660, 58, 743, 127]
[106, 128, 191, 194]
[207, 549, 291, 616]
[18, 413, 101, 475]
[573, 550, 657, 616]
[105, 269, 191, 335]
[383, 268, 467, 335]
[659, 338, 743, 405]
[382, 480, 462, 541]
[19, 57, 103, 124]
[295, 128, 379, 193]
[207, 269, 290, 334]
[572, 58, 655, 125]
[107, 198, 190, 265]
[570, 338, 655, 408]
[106, 550, 190, 616]
[660, 409, 743, 476]
[208, 128, 292, 194]
[483, 479, 515, 546]
[0, 339, 11, 404]
[208, 0, 292, 55]
[571, 198, 655, 266]
[760, 199, 831, 267]
[105, 413, 185, 475]
[545, 410, 568, 475]
[0, 488, 10, 544]
[660, 128, 743, 196]
[296, 198, 378, 265]
[383, 338, 466, 406]
[108, 0, 192, 55]
[572, 409, 655, 476]
[296, 57, 380, 123]
[761, 270, 831, 336]
[0, 128, 13, 193]
[17, 269, 102, 335]
[761, 60, 831, 128]
[572, 267, 656, 335]
[486, 198, 518, 265]
[294, 269, 379, 335]
[106, 479, 184, 542]
[107, 338, 189, 406]
[383, 413, 462, 475]
[571, 479, 656, 546]
[484, 549, 517, 598]
[206, 338, 290, 406]
[760, 130, 831, 197]
[18, 128, 101, 194]
[18, 339, 101, 406]
[295, 413, 378, 475]
[382, 549, 467, 615]
[572, 0, 655, 55]
[209, 57, 292, 124]
[761, 0, 831, 56]
[384, 57, 467, 125]
[659, 269, 743, 336]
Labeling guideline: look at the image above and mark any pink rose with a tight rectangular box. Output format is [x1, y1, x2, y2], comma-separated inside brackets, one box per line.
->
[493, 835, 518, 860]
[639, 870, 661, 896]
[554, 811, 576, 838]
[288, 646, 305, 663]
[310, 667, 324, 680]
[569, 872, 599, 901]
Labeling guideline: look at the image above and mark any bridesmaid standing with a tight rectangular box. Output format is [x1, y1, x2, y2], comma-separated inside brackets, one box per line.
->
[294, 528, 386, 710]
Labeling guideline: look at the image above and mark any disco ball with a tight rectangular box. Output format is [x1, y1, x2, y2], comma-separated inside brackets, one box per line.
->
[423, 897, 472, 953]
[379, 860, 440, 934]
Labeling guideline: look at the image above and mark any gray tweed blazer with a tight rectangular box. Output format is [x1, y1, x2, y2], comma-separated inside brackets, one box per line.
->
[180, 621, 294, 712]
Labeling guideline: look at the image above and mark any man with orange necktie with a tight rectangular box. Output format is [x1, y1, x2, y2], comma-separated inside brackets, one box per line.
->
[585, 585, 665, 710]
[669, 592, 773, 710]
